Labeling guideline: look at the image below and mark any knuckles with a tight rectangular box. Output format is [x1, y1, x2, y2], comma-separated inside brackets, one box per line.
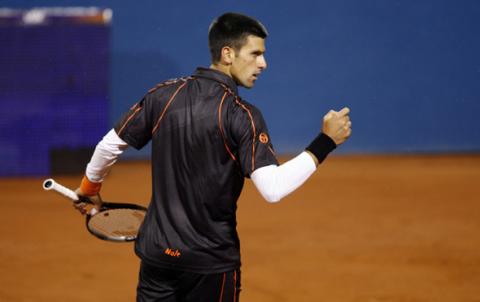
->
[322, 108, 352, 142]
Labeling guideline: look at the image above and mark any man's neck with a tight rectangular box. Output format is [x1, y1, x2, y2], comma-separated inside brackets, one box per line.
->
[210, 63, 232, 78]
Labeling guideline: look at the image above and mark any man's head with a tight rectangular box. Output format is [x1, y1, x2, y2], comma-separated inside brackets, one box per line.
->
[209, 13, 268, 88]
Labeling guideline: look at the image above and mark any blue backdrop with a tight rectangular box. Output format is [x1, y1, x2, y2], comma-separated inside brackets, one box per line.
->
[0, 9, 110, 175]
[3, 0, 480, 157]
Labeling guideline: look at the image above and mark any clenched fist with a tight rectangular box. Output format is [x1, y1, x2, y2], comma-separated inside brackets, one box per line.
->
[322, 107, 352, 145]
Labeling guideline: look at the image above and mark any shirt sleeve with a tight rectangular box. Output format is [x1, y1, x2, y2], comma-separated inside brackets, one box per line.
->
[250, 151, 317, 203]
[85, 128, 129, 183]
[113, 94, 154, 150]
[230, 101, 279, 177]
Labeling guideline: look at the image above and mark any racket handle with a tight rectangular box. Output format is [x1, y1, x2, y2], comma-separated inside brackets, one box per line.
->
[43, 178, 79, 201]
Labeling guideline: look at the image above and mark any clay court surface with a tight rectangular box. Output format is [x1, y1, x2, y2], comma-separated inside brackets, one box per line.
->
[1, 154, 479, 301]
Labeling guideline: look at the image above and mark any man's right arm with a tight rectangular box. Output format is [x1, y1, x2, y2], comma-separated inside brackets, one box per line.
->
[74, 129, 129, 213]
[84, 128, 129, 184]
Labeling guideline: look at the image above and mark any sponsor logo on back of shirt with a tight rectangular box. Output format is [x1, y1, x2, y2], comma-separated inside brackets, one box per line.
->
[164, 248, 181, 258]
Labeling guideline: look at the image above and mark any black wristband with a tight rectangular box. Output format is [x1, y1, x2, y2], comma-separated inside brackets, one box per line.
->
[305, 133, 337, 164]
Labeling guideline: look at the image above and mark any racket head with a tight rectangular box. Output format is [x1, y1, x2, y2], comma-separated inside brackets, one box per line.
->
[85, 202, 147, 242]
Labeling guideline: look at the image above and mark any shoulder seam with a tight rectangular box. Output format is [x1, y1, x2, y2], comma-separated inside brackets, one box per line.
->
[148, 76, 195, 94]
[233, 97, 257, 172]
[217, 91, 240, 164]
[151, 78, 192, 134]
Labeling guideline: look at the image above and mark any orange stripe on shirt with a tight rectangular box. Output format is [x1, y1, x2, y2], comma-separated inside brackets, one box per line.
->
[234, 98, 257, 171]
[218, 92, 237, 162]
[117, 106, 142, 136]
[147, 76, 194, 94]
[151, 81, 188, 134]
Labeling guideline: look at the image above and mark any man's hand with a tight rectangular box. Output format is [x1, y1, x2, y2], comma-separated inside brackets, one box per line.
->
[322, 107, 352, 145]
[73, 176, 104, 215]
[73, 188, 103, 215]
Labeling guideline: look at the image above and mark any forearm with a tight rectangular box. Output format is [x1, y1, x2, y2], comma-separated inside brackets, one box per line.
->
[251, 133, 336, 203]
[251, 152, 316, 203]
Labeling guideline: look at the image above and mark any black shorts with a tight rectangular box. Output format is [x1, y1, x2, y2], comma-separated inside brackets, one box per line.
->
[136, 261, 241, 302]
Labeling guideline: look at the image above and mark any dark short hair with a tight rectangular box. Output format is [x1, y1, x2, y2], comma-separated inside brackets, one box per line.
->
[208, 12, 268, 63]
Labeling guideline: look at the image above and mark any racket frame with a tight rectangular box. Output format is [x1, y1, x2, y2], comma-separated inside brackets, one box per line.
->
[43, 178, 147, 242]
[85, 202, 147, 242]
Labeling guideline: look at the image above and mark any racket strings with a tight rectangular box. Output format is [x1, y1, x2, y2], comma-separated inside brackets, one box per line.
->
[88, 209, 145, 240]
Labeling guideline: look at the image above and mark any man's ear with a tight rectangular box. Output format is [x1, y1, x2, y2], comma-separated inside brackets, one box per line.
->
[220, 46, 235, 65]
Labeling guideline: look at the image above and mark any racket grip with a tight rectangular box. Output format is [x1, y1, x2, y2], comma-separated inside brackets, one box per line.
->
[43, 178, 79, 202]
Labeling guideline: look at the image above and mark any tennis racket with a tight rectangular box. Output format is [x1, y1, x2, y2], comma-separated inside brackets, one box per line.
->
[42, 178, 147, 242]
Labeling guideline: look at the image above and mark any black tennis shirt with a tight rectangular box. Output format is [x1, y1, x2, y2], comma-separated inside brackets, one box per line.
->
[114, 67, 279, 273]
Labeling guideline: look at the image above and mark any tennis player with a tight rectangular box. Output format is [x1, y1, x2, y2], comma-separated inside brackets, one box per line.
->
[75, 12, 351, 302]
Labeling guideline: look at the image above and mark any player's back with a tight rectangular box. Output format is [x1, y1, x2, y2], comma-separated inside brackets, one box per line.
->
[130, 71, 246, 273]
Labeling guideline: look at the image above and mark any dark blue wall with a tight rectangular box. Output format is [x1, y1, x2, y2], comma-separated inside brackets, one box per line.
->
[4, 0, 480, 157]
[0, 11, 110, 175]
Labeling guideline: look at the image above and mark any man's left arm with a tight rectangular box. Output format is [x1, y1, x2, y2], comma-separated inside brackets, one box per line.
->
[251, 107, 351, 203]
